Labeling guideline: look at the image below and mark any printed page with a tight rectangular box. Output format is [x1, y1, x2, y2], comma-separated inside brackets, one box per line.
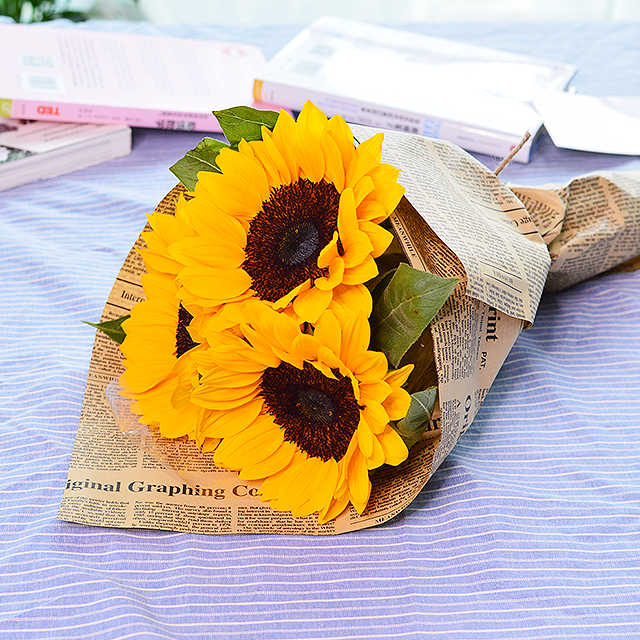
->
[352, 125, 551, 324]
[386, 177, 525, 478]
[510, 171, 640, 291]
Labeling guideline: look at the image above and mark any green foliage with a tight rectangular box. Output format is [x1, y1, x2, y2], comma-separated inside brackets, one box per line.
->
[394, 387, 438, 449]
[169, 106, 279, 191]
[0, 0, 85, 22]
[84, 315, 129, 345]
[213, 106, 279, 148]
[169, 137, 229, 191]
[371, 263, 458, 368]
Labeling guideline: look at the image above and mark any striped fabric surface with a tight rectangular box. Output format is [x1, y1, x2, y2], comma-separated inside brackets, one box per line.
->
[2, 18, 640, 640]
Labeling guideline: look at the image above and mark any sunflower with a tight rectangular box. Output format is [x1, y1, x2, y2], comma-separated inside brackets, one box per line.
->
[189, 301, 413, 523]
[167, 100, 405, 324]
[118, 270, 218, 453]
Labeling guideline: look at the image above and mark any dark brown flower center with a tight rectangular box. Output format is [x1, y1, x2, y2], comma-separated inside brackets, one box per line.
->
[259, 361, 360, 461]
[243, 178, 340, 302]
[175, 304, 198, 357]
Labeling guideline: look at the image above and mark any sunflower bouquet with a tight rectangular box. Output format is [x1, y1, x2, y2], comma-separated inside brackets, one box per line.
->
[98, 101, 459, 525]
[70, 98, 640, 534]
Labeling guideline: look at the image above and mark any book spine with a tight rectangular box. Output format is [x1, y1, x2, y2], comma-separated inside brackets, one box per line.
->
[253, 80, 534, 163]
[3, 98, 222, 133]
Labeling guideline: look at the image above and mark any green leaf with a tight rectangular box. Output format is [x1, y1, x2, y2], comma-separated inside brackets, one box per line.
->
[84, 315, 130, 345]
[369, 268, 394, 309]
[371, 263, 458, 368]
[213, 106, 279, 148]
[394, 387, 438, 449]
[169, 137, 229, 191]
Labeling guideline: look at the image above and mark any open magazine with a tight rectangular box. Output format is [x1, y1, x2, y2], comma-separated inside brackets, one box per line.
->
[58, 126, 640, 535]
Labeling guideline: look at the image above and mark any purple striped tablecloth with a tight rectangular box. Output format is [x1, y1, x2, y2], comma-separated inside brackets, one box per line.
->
[1, 18, 640, 640]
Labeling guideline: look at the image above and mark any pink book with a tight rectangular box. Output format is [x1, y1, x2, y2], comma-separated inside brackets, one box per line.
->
[0, 24, 267, 132]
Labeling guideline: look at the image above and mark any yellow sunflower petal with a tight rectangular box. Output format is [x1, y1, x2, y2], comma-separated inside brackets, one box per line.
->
[158, 402, 201, 439]
[197, 398, 263, 438]
[170, 359, 198, 409]
[255, 305, 301, 351]
[202, 347, 271, 374]
[383, 386, 412, 421]
[290, 333, 321, 362]
[348, 350, 388, 383]
[199, 367, 263, 389]
[345, 151, 380, 189]
[296, 100, 329, 137]
[238, 439, 297, 481]
[314, 256, 345, 291]
[273, 279, 310, 310]
[352, 175, 375, 206]
[378, 424, 409, 466]
[270, 109, 301, 182]
[341, 236, 374, 270]
[357, 133, 384, 162]
[366, 163, 404, 212]
[293, 285, 332, 324]
[178, 266, 252, 301]
[384, 363, 414, 388]
[362, 400, 391, 434]
[215, 142, 271, 202]
[305, 458, 340, 515]
[357, 416, 375, 459]
[183, 197, 247, 246]
[313, 309, 342, 357]
[366, 433, 386, 470]
[120, 361, 175, 394]
[318, 490, 350, 525]
[341, 254, 379, 286]
[259, 126, 293, 184]
[247, 138, 285, 189]
[356, 199, 388, 223]
[191, 382, 261, 410]
[192, 379, 261, 403]
[316, 345, 345, 373]
[138, 247, 183, 275]
[359, 377, 392, 400]
[320, 130, 346, 191]
[339, 311, 370, 365]
[258, 452, 306, 502]
[326, 114, 356, 168]
[329, 284, 373, 325]
[276, 455, 324, 514]
[359, 220, 394, 258]
[169, 236, 245, 269]
[295, 122, 325, 182]
[140, 271, 176, 298]
[347, 449, 371, 514]
[196, 169, 264, 216]
[337, 187, 359, 239]
[199, 436, 221, 454]
[214, 417, 284, 469]
[317, 231, 340, 270]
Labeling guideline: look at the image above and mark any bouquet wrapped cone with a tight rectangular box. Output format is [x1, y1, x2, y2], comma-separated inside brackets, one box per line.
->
[58, 106, 640, 535]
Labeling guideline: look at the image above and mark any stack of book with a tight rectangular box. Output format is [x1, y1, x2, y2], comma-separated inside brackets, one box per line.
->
[254, 17, 577, 163]
[0, 118, 131, 192]
[0, 23, 266, 190]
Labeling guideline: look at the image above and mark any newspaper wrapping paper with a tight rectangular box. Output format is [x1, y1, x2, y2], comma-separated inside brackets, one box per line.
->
[58, 127, 640, 535]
